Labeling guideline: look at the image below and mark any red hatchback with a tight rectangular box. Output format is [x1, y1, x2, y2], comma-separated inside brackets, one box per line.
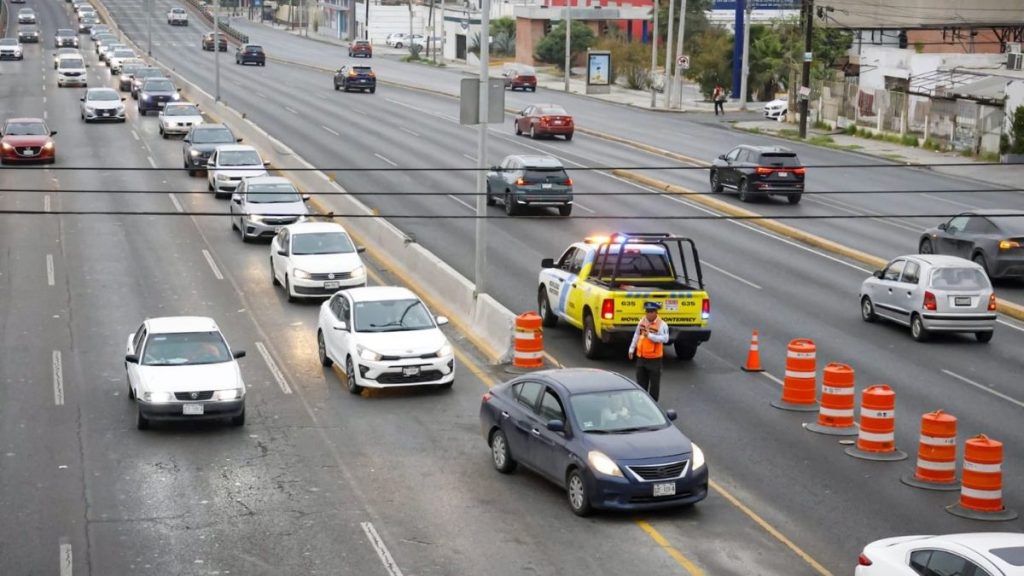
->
[514, 104, 574, 140]
[1, 118, 56, 164]
[502, 64, 537, 92]
[348, 39, 372, 58]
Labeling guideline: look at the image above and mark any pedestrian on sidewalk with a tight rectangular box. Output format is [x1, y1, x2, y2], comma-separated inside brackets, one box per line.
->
[713, 84, 726, 116]
[628, 301, 668, 401]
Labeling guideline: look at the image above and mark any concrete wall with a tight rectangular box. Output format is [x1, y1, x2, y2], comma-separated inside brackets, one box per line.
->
[354, 2, 428, 44]
[859, 46, 1005, 92]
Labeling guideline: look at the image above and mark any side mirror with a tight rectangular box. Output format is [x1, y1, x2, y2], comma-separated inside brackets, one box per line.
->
[277, 249, 287, 256]
[489, 165, 499, 172]
[937, 222, 947, 231]
[121, 97, 126, 101]
[125, 354, 139, 364]
[718, 154, 726, 160]
[85, 63, 90, 68]
[233, 350, 246, 359]
[873, 269, 884, 279]
[541, 258, 555, 269]
[80, 97, 85, 101]
[665, 409, 678, 421]
[546, 419, 565, 433]
[50, 130, 58, 136]
[236, 137, 244, 143]
[302, 194, 310, 202]
[333, 321, 348, 331]
[176, 88, 182, 92]
[231, 195, 241, 204]
[263, 160, 271, 167]
[436, 315, 449, 326]
[356, 246, 366, 254]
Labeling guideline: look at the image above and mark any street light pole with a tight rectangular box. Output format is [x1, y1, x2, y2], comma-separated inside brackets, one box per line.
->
[147, 0, 152, 56]
[662, 0, 674, 109]
[739, 0, 751, 110]
[474, 0, 491, 297]
[649, 0, 658, 107]
[214, 0, 221, 101]
[364, 0, 370, 40]
[563, 0, 571, 92]
[439, 0, 446, 65]
[798, 0, 814, 138]
[671, 0, 685, 108]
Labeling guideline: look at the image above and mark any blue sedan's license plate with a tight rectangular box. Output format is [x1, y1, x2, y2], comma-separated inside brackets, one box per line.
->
[653, 482, 676, 497]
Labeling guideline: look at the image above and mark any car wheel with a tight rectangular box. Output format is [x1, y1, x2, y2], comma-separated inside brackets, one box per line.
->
[530, 124, 538, 140]
[910, 313, 929, 342]
[230, 407, 245, 426]
[208, 180, 214, 192]
[126, 374, 134, 399]
[538, 287, 558, 327]
[270, 257, 280, 286]
[317, 330, 333, 367]
[566, 469, 593, 517]
[515, 122, 522, 136]
[530, 87, 536, 92]
[490, 429, 517, 473]
[738, 179, 752, 202]
[583, 313, 604, 359]
[674, 340, 698, 360]
[710, 170, 723, 193]
[346, 357, 363, 395]
[919, 238, 933, 254]
[504, 191, 518, 216]
[860, 297, 877, 323]
[558, 204, 572, 217]
[284, 276, 296, 303]
[787, 193, 802, 205]
[159, 127, 166, 138]
[972, 252, 991, 277]
[187, 166, 197, 177]
[369, 87, 375, 94]
[136, 407, 150, 430]
[565, 132, 573, 141]
[485, 183, 495, 206]
[231, 215, 238, 230]
[334, 83, 339, 91]
[976, 331, 994, 343]
[239, 220, 251, 242]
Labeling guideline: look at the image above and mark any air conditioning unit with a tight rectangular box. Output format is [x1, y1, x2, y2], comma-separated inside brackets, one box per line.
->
[1007, 42, 1022, 54]
[1008, 52, 1023, 71]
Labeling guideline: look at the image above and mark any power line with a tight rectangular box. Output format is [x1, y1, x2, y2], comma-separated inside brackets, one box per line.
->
[1, 187, 1020, 196]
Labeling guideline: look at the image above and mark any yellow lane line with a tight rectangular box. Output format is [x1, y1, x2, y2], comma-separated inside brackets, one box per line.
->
[635, 520, 705, 576]
[709, 480, 833, 576]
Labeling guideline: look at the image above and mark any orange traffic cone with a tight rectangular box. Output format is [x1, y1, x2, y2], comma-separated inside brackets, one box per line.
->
[741, 330, 764, 372]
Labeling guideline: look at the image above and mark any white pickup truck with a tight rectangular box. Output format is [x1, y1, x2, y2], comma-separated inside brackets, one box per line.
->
[167, 7, 188, 25]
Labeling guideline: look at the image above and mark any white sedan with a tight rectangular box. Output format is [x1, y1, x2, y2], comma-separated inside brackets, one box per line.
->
[271, 221, 366, 299]
[125, 316, 247, 429]
[158, 102, 203, 137]
[80, 87, 126, 122]
[856, 533, 1024, 575]
[207, 144, 269, 198]
[317, 286, 454, 394]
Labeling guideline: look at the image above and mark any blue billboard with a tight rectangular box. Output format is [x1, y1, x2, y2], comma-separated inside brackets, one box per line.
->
[712, 0, 801, 9]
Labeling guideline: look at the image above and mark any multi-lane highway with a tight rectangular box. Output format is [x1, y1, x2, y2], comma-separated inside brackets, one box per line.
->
[2, 0, 1023, 574]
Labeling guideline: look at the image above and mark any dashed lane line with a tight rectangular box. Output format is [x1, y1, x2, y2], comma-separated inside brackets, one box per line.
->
[361, 522, 404, 576]
[942, 369, 1024, 409]
[256, 341, 292, 395]
[44, 195, 51, 213]
[53, 351, 64, 406]
[201, 249, 224, 280]
[168, 193, 184, 213]
[284, 106, 299, 115]
[59, 539, 72, 576]
[321, 125, 339, 136]
[47, 254, 55, 286]
[374, 153, 397, 167]
[147, 156, 157, 168]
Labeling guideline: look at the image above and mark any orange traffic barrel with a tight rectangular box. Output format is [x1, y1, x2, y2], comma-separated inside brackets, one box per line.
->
[512, 312, 544, 370]
[901, 410, 960, 491]
[947, 435, 1019, 521]
[845, 384, 907, 461]
[806, 363, 858, 436]
[771, 339, 818, 412]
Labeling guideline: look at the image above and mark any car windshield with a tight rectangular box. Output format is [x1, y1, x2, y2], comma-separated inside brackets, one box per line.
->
[246, 183, 300, 203]
[291, 232, 355, 255]
[245, 45, 263, 52]
[0, 39, 16, 46]
[929, 267, 990, 290]
[992, 216, 1024, 235]
[57, 29, 74, 36]
[21, 26, 38, 32]
[525, 167, 567, 181]
[144, 80, 174, 92]
[60, 58, 84, 68]
[121, 64, 142, 75]
[192, 128, 234, 143]
[591, 247, 672, 278]
[517, 66, 536, 75]
[218, 150, 261, 166]
[142, 331, 232, 366]
[165, 105, 200, 116]
[4, 122, 47, 136]
[88, 90, 119, 101]
[538, 105, 567, 115]
[136, 69, 163, 79]
[354, 299, 434, 332]
[570, 389, 669, 433]
[114, 49, 134, 57]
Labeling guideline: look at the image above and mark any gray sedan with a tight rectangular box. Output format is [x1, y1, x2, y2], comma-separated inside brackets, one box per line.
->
[230, 176, 310, 242]
[860, 254, 996, 342]
[919, 210, 1024, 279]
[486, 155, 573, 217]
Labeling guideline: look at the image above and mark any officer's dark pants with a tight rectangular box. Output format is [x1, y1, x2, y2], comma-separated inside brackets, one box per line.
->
[636, 356, 663, 401]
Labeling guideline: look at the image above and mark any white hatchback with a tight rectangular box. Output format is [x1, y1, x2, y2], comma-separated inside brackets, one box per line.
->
[158, 102, 203, 137]
[317, 286, 454, 394]
[856, 533, 1024, 575]
[125, 316, 247, 429]
[207, 144, 268, 198]
[271, 221, 366, 299]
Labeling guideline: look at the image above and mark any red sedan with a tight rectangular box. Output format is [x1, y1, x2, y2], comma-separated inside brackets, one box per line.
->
[514, 104, 574, 140]
[1, 118, 57, 164]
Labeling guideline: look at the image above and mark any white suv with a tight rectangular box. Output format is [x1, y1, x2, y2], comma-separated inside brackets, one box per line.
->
[56, 53, 88, 87]
[125, 316, 247, 429]
[206, 144, 269, 198]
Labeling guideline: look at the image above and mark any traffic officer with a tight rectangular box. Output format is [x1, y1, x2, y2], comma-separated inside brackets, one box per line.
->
[628, 301, 669, 401]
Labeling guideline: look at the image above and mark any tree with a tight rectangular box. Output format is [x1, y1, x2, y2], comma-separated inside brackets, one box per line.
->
[534, 21, 596, 70]
[595, 28, 651, 88]
[490, 16, 516, 40]
[657, 0, 714, 56]
[747, 21, 801, 101]
[685, 28, 732, 98]
[1003, 105, 1024, 155]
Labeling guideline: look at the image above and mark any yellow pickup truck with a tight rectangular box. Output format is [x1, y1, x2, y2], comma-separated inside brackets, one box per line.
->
[537, 233, 711, 359]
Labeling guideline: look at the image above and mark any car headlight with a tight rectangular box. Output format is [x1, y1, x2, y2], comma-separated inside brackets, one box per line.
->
[357, 345, 381, 362]
[216, 173, 229, 180]
[189, 149, 201, 157]
[84, 105, 95, 112]
[116, 105, 125, 112]
[587, 450, 623, 477]
[351, 266, 365, 278]
[213, 389, 241, 401]
[292, 269, 311, 280]
[171, 93, 181, 100]
[691, 443, 705, 470]
[142, 94, 151, 100]
[247, 214, 264, 224]
[438, 343, 452, 358]
[143, 391, 173, 403]
[2, 143, 14, 151]
[42, 142, 54, 150]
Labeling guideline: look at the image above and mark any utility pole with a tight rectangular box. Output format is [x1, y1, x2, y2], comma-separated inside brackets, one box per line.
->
[671, 0, 685, 109]
[474, 0, 492, 297]
[564, 0, 571, 92]
[146, 0, 152, 56]
[798, 0, 813, 138]
[739, 0, 751, 110]
[214, 0, 221, 101]
[439, 0, 446, 64]
[364, 0, 370, 39]
[649, 1, 658, 107]
[662, 0, 674, 109]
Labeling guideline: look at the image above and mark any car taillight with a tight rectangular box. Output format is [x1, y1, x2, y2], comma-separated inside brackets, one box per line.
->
[701, 299, 710, 320]
[858, 553, 872, 566]
[923, 291, 937, 311]
[515, 177, 527, 186]
[755, 166, 774, 175]
[540, 116, 550, 126]
[482, 392, 492, 402]
[564, 178, 573, 186]
[988, 293, 997, 311]
[999, 239, 1021, 250]
[793, 167, 806, 175]
[601, 298, 615, 320]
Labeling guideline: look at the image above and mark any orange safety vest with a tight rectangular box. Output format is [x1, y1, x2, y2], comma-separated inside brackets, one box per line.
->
[637, 318, 664, 359]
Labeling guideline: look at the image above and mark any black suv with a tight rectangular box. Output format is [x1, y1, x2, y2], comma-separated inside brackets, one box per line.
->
[709, 145, 806, 204]
[333, 65, 376, 93]
[235, 44, 265, 65]
[182, 123, 241, 176]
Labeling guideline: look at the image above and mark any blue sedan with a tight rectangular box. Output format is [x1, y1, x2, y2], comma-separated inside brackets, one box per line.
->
[479, 368, 708, 516]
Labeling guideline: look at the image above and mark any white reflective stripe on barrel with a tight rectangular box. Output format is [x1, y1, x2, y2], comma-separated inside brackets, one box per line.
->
[960, 486, 1002, 500]
[963, 461, 1002, 474]
[821, 385, 854, 395]
[858, 430, 895, 443]
[513, 351, 543, 360]
[860, 408, 894, 419]
[818, 406, 854, 418]
[916, 459, 956, 471]
[919, 434, 956, 446]
[784, 370, 815, 379]
[514, 331, 539, 340]
[787, 351, 815, 359]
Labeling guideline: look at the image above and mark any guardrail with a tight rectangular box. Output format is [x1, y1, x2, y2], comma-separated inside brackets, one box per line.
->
[181, 0, 249, 44]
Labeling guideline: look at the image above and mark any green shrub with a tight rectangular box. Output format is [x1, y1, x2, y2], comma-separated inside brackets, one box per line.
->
[900, 134, 919, 147]
[844, 124, 857, 136]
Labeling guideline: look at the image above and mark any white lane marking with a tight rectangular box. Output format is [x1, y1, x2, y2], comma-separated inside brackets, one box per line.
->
[572, 202, 594, 213]
[997, 318, 1024, 332]
[201, 249, 224, 280]
[462, 154, 476, 162]
[59, 540, 72, 576]
[386, 97, 458, 124]
[168, 193, 183, 213]
[807, 194, 921, 233]
[53, 351, 65, 406]
[285, 106, 299, 115]
[942, 369, 1024, 409]
[44, 195, 51, 213]
[361, 522, 404, 576]
[44, 111, 48, 120]
[400, 127, 419, 137]
[256, 342, 292, 395]
[147, 156, 157, 168]
[761, 371, 784, 387]
[43, 96, 47, 104]
[447, 194, 475, 211]
[321, 125, 339, 136]
[374, 153, 397, 167]
[131, 130, 140, 141]
[47, 254, 55, 286]
[702, 260, 762, 289]
[920, 192, 977, 210]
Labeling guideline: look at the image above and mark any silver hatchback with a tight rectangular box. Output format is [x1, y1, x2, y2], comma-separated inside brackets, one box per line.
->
[860, 254, 996, 342]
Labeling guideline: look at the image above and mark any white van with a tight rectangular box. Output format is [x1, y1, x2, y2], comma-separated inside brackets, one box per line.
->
[56, 53, 88, 87]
